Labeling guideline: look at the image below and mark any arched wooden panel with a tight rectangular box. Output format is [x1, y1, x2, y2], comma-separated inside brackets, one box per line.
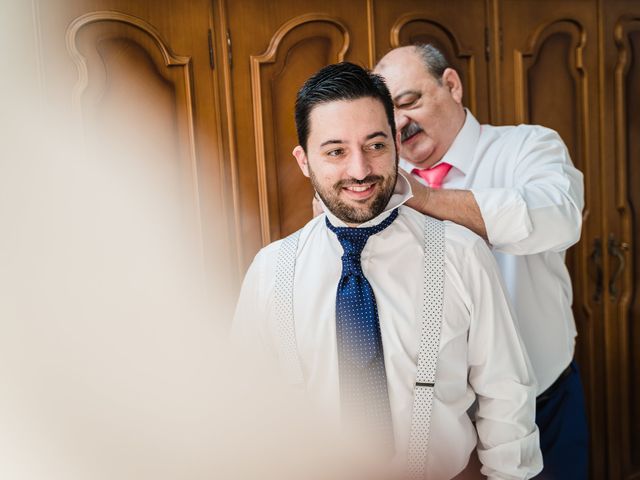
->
[372, 0, 490, 123]
[613, 16, 640, 478]
[221, 0, 369, 269]
[499, 4, 604, 478]
[513, 21, 592, 343]
[514, 20, 587, 169]
[250, 15, 350, 244]
[66, 12, 203, 256]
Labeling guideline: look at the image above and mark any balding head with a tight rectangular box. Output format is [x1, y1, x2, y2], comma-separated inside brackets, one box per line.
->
[376, 45, 450, 84]
[373, 44, 466, 168]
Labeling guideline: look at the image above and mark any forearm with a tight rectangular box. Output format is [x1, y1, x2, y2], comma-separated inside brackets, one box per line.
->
[406, 185, 488, 240]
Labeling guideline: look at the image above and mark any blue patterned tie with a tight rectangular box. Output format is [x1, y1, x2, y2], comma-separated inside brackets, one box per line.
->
[326, 208, 398, 447]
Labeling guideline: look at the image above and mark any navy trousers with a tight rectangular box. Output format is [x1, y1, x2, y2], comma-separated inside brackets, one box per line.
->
[534, 361, 589, 479]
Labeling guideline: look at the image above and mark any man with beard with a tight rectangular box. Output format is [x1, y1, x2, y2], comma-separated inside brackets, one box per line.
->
[374, 45, 586, 479]
[233, 62, 542, 479]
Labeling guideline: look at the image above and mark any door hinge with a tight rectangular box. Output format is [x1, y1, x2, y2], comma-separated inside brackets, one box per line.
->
[226, 29, 233, 68]
[484, 27, 491, 62]
[208, 29, 215, 69]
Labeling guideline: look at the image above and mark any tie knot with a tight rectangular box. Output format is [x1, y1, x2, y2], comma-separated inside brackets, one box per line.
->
[326, 209, 399, 274]
[341, 252, 363, 277]
[412, 162, 452, 189]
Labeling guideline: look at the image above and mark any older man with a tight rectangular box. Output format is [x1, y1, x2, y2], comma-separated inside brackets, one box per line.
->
[233, 62, 542, 479]
[375, 44, 587, 479]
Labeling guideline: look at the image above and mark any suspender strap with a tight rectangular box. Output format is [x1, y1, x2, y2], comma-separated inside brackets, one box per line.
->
[275, 215, 446, 477]
[407, 217, 446, 479]
[274, 230, 304, 385]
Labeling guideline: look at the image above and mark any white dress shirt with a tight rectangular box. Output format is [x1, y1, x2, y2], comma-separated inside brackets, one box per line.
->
[400, 111, 584, 393]
[233, 176, 542, 480]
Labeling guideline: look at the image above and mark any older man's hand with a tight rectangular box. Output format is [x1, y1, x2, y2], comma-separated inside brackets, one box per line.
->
[399, 169, 432, 214]
[312, 195, 323, 218]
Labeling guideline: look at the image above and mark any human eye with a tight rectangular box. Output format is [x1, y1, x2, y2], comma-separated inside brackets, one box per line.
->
[365, 142, 388, 153]
[396, 94, 420, 109]
[326, 148, 344, 157]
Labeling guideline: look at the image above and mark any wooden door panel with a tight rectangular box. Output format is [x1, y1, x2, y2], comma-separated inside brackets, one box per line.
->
[505, 15, 593, 170]
[37, 0, 235, 311]
[498, 1, 604, 478]
[68, 14, 200, 238]
[372, 0, 490, 123]
[219, 0, 370, 267]
[602, 2, 640, 477]
[251, 16, 350, 243]
[620, 24, 640, 475]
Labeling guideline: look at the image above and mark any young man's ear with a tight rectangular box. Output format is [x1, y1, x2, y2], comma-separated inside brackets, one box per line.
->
[441, 67, 464, 104]
[293, 145, 310, 178]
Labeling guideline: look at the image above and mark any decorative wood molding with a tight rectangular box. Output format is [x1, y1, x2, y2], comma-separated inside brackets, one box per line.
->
[514, 19, 593, 328]
[250, 14, 350, 245]
[612, 15, 640, 473]
[65, 10, 203, 254]
[487, 0, 501, 123]
[366, 0, 376, 67]
[613, 16, 639, 226]
[66, 11, 190, 115]
[215, 0, 245, 274]
[513, 19, 587, 125]
[389, 14, 477, 115]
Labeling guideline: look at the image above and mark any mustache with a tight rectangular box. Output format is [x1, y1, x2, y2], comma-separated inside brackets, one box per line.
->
[400, 121, 423, 142]
[334, 175, 385, 190]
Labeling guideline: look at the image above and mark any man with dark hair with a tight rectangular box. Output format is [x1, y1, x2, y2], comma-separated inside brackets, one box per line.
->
[233, 62, 542, 479]
[375, 45, 587, 479]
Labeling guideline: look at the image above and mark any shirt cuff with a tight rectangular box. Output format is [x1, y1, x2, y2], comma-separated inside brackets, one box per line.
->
[471, 188, 533, 248]
[478, 429, 543, 479]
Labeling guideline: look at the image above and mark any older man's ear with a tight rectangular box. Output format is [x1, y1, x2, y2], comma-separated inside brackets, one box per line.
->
[441, 67, 464, 104]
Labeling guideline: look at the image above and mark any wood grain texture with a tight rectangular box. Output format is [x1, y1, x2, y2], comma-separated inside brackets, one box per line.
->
[38, 0, 236, 319]
[250, 14, 349, 244]
[611, 10, 640, 479]
[497, 2, 606, 477]
[374, 0, 490, 123]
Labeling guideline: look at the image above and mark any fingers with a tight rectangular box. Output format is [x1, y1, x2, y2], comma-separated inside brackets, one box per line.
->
[312, 194, 323, 218]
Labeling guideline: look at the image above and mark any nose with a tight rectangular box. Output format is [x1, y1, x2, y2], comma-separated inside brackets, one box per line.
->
[395, 110, 410, 131]
[345, 149, 372, 181]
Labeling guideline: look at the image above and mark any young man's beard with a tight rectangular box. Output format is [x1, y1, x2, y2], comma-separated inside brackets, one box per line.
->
[309, 163, 398, 225]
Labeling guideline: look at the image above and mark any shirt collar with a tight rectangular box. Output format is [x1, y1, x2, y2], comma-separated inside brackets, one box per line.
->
[321, 173, 412, 228]
[398, 108, 481, 176]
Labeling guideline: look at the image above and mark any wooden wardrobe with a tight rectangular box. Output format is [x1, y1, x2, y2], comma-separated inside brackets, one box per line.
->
[32, 1, 640, 478]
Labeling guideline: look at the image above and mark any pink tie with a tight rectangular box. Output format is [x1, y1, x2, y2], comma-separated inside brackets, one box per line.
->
[411, 162, 452, 189]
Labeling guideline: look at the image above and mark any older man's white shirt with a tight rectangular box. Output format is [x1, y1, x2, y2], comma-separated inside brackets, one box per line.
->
[400, 110, 584, 393]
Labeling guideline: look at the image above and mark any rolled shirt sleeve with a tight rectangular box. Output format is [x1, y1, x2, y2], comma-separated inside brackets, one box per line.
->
[471, 127, 584, 256]
[464, 236, 543, 479]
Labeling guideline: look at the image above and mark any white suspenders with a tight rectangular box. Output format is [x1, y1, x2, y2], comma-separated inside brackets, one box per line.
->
[274, 229, 304, 385]
[274, 213, 446, 478]
[407, 216, 446, 479]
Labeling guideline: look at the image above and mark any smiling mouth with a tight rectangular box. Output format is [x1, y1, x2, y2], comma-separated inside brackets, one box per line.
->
[340, 182, 377, 200]
[336, 175, 383, 199]
[344, 184, 373, 192]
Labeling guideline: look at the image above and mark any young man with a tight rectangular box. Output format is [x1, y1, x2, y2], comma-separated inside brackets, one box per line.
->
[233, 62, 542, 479]
[375, 45, 587, 479]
